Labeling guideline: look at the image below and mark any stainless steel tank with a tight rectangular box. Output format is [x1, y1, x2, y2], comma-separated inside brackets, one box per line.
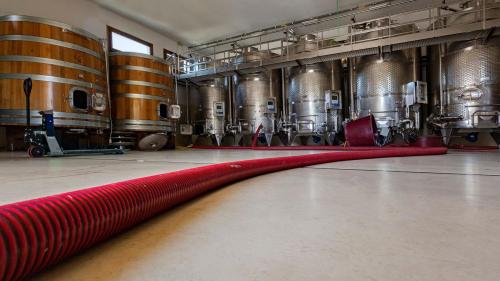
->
[235, 72, 281, 143]
[427, 0, 500, 144]
[282, 34, 344, 145]
[234, 48, 281, 145]
[442, 37, 500, 129]
[356, 51, 411, 128]
[196, 79, 228, 145]
[288, 62, 342, 135]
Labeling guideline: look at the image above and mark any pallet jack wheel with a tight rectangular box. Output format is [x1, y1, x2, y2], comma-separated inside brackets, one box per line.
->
[28, 145, 45, 158]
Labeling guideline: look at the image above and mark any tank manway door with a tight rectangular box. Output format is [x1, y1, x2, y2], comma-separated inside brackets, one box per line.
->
[325, 90, 342, 110]
[214, 102, 225, 117]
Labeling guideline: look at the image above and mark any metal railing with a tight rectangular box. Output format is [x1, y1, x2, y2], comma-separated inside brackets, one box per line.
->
[176, 0, 499, 78]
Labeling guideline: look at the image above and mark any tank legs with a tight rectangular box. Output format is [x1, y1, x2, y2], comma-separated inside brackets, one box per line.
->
[214, 134, 223, 147]
[286, 132, 297, 146]
[232, 134, 243, 146]
[278, 131, 294, 146]
[191, 135, 199, 146]
[440, 128, 454, 146]
[264, 133, 273, 147]
[490, 132, 500, 148]
[326, 132, 336, 146]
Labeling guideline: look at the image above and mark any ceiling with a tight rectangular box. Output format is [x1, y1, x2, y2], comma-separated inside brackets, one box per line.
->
[91, 0, 369, 46]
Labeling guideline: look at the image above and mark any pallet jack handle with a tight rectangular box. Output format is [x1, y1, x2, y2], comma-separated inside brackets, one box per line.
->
[23, 78, 32, 128]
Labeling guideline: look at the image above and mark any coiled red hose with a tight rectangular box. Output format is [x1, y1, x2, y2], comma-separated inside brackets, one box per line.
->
[0, 147, 447, 281]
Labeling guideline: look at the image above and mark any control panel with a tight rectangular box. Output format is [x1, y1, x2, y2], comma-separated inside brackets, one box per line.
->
[214, 102, 225, 117]
[325, 90, 342, 110]
[92, 93, 107, 112]
[405, 81, 428, 105]
[180, 124, 193, 135]
[267, 98, 276, 113]
[168, 105, 182, 119]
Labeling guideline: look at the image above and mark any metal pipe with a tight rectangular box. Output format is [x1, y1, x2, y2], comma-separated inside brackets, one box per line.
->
[231, 75, 237, 125]
[102, 39, 113, 143]
[186, 80, 190, 124]
[175, 51, 179, 106]
[227, 76, 233, 125]
[349, 58, 356, 119]
[483, 0, 486, 30]
[411, 47, 419, 81]
[281, 68, 287, 120]
[438, 43, 445, 116]
[331, 61, 335, 91]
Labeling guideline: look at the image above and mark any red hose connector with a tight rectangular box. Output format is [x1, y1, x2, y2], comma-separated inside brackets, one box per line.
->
[344, 115, 378, 146]
[0, 147, 447, 281]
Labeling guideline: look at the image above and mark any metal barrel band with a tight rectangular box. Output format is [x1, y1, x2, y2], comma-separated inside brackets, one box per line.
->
[109, 52, 167, 64]
[0, 55, 105, 76]
[112, 93, 168, 101]
[0, 15, 102, 42]
[111, 80, 171, 91]
[0, 35, 102, 59]
[0, 73, 105, 92]
[0, 110, 110, 128]
[112, 65, 170, 77]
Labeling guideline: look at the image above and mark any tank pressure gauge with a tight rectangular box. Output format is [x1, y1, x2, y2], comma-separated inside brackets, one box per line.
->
[214, 102, 225, 117]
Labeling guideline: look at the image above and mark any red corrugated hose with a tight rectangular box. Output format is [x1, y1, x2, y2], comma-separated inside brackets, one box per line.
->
[193, 145, 404, 151]
[0, 147, 447, 281]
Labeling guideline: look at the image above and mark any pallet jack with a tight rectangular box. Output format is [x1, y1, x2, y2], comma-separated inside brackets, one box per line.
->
[23, 78, 125, 157]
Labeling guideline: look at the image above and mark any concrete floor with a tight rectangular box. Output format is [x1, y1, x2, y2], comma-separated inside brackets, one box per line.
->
[1, 149, 500, 281]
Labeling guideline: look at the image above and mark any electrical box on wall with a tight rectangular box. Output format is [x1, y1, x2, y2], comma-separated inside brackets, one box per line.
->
[325, 90, 342, 110]
[214, 102, 225, 117]
[180, 124, 193, 135]
[168, 105, 181, 119]
[267, 98, 276, 113]
[405, 81, 428, 105]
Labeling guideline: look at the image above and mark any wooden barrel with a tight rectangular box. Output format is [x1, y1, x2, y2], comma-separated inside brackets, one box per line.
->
[0, 15, 110, 129]
[110, 52, 175, 132]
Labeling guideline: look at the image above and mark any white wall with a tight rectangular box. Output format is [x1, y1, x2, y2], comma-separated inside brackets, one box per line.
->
[0, 0, 182, 57]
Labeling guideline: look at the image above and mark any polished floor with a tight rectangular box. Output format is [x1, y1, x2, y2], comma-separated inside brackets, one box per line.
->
[1, 149, 500, 281]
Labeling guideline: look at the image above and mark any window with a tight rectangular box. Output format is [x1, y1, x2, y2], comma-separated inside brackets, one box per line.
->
[108, 26, 153, 55]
